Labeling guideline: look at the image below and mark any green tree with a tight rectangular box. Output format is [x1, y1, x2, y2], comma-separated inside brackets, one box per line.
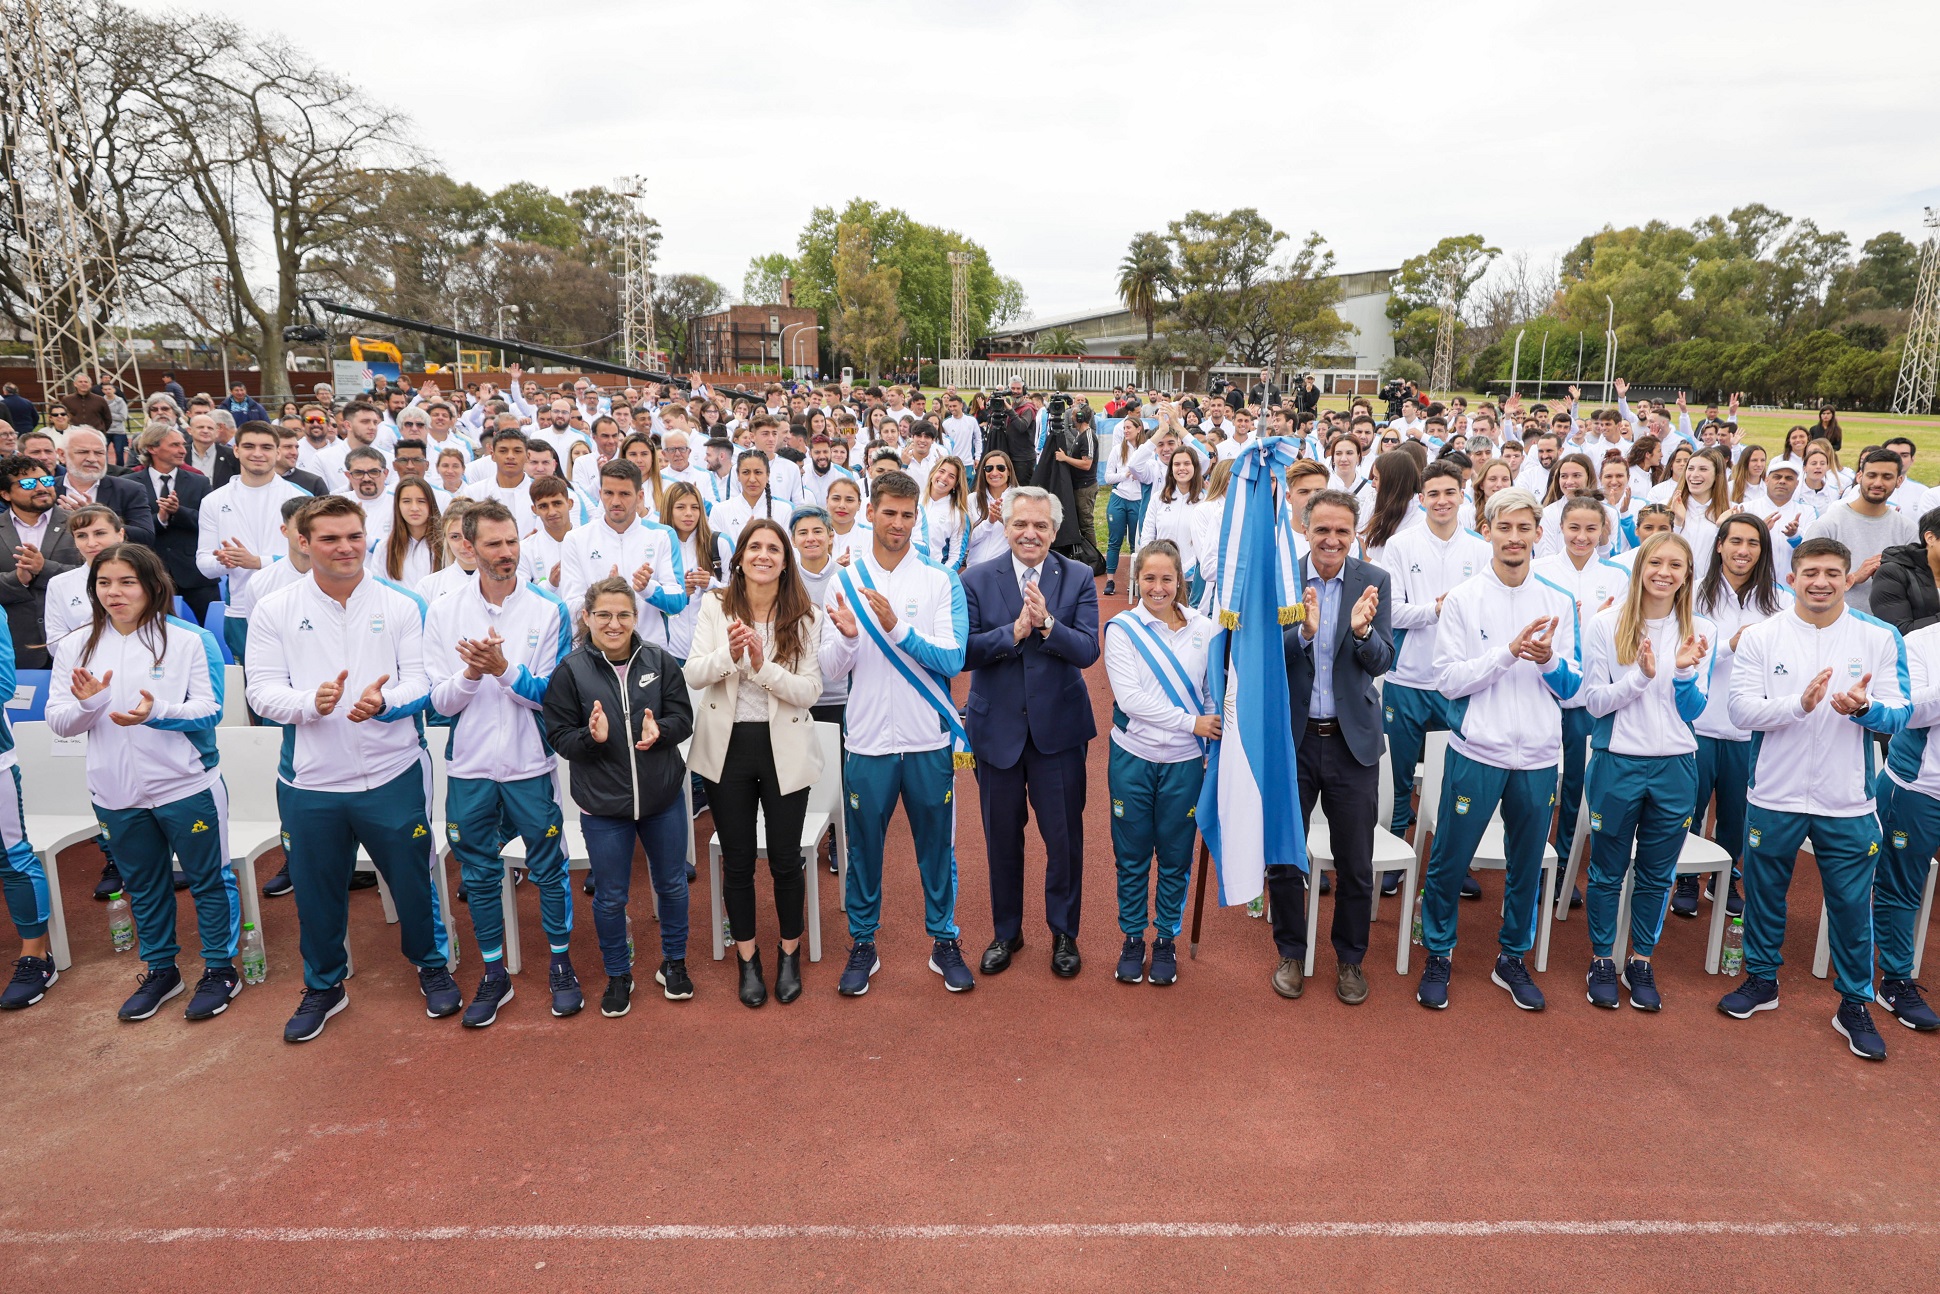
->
[742, 252, 794, 305]
[652, 272, 726, 358]
[829, 221, 902, 380]
[1116, 232, 1173, 341]
[1850, 232, 1922, 310]
[1386, 233, 1500, 363]
[1232, 232, 1349, 368]
[1034, 327, 1087, 356]
[488, 181, 583, 250]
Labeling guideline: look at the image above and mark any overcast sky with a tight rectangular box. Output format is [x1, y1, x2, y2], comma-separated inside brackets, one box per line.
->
[134, 0, 1940, 320]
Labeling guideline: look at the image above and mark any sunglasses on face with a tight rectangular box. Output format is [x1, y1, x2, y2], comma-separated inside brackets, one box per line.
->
[14, 476, 56, 490]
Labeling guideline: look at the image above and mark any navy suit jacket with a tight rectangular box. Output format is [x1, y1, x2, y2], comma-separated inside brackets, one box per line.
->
[75, 472, 157, 549]
[1282, 553, 1393, 767]
[125, 466, 217, 594]
[961, 548, 1100, 767]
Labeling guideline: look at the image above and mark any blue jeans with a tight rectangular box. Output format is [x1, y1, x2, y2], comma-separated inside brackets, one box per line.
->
[581, 799, 690, 975]
[1104, 493, 1141, 574]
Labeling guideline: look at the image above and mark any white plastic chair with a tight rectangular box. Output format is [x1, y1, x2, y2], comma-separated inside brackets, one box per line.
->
[1813, 855, 1937, 981]
[13, 721, 100, 972]
[1302, 749, 1417, 977]
[1411, 732, 1560, 973]
[220, 665, 249, 727]
[709, 721, 847, 964]
[1554, 794, 1734, 972]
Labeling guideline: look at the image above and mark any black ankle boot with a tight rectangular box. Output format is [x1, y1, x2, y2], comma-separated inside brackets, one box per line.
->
[738, 949, 767, 1008]
[775, 944, 802, 1004]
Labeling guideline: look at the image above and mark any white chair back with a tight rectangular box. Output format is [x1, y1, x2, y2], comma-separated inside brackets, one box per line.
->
[221, 665, 249, 727]
[10, 722, 95, 816]
[1419, 731, 1451, 835]
[215, 727, 285, 821]
[808, 721, 844, 817]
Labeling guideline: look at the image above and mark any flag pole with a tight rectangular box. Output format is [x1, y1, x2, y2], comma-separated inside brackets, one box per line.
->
[1189, 838, 1210, 959]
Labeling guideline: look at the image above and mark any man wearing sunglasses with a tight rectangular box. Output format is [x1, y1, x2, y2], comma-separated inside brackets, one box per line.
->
[0, 455, 82, 669]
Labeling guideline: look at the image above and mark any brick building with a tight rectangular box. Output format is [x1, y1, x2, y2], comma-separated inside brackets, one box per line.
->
[685, 300, 821, 377]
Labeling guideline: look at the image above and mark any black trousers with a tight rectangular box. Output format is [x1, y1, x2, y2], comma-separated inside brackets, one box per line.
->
[704, 723, 810, 944]
[976, 736, 1087, 940]
[1267, 725, 1378, 965]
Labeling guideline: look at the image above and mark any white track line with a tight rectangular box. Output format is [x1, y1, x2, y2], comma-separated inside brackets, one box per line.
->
[0, 1221, 1930, 1244]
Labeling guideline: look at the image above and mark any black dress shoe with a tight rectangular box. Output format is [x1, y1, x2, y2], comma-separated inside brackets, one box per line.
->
[775, 944, 802, 1004]
[980, 935, 1023, 975]
[348, 870, 379, 891]
[1051, 932, 1081, 978]
[738, 949, 767, 1008]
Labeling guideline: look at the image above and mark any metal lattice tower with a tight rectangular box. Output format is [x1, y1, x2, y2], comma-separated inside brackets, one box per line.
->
[2, 0, 143, 396]
[616, 175, 656, 371]
[947, 251, 971, 361]
[1893, 208, 1940, 417]
[1429, 286, 1457, 395]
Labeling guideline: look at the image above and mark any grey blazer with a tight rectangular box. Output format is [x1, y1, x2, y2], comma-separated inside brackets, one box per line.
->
[1281, 553, 1394, 767]
[0, 507, 82, 668]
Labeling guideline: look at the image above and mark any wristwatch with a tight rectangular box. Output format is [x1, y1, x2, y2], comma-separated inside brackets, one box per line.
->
[1041, 614, 1057, 635]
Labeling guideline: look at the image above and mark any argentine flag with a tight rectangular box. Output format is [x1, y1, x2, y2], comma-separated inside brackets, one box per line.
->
[1195, 437, 1309, 904]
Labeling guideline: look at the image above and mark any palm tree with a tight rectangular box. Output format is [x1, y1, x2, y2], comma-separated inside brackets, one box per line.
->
[1117, 232, 1173, 341]
[1035, 327, 1088, 357]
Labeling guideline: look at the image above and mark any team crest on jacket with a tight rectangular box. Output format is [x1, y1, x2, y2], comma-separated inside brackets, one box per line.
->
[446, 824, 461, 843]
[149, 663, 166, 680]
[1462, 561, 1475, 576]
[369, 614, 385, 634]
[1894, 830, 1909, 849]
[1848, 656, 1864, 678]
[527, 629, 541, 648]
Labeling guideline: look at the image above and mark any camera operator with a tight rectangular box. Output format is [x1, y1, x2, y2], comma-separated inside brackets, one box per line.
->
[1294, 373, 1321, 419]
[991, 388, 1041, 485]
[1248, 367, 1282, 410]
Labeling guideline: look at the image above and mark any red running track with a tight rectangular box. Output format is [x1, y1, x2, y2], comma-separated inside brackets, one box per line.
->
[3, 575, 1936, 1292]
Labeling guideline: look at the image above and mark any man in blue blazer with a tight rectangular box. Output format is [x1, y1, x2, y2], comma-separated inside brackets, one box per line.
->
[961, 485, 1101, 978]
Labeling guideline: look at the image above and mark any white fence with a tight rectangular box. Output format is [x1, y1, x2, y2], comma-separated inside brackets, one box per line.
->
[939, 359, 1138, 392]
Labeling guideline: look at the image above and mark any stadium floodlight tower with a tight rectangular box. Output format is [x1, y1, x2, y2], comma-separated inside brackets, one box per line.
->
[616, 174, 656, 372]
[1429, 284, 1457, 396]
[1893, 208, 1940, 417]
[2, 0, 144, 397]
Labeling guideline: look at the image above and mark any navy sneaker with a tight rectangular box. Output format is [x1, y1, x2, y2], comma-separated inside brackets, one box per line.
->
[1877, 980, 1940, 1032]
[1491, 953, 1545, 1011]
[1623, 958, 1662, 1012]
[284, 984, 347, 1043]
[1460, 872, 1482, 901]
[183, 965, 241, 1020]
[1416, 954, 1452, 1009]
[1149, 937, 1178, 986]
[655, 958, 694, 1001]
[463, 969, 513, 1028]
[1586, 957, 1620, 1009]
[93, 860, 123, 900]
[838, 940, 879, 997]
[1718, 975, 1779, 1018]
[1380, 870, 1403, 897]
[1670, 876, 1700, 919]
[118, 965, 185, 1022]
[1115, 936, 1146, 984]
[1705, 876, 1745, 916]
[0, 955, 57, 1009]
[419, 965, 463, 1018]
[549, 960, 584, 1017]
[262, 863, 293, 897]
[1834, 1000, 1887, 1061]
[929, 938, 975, 993]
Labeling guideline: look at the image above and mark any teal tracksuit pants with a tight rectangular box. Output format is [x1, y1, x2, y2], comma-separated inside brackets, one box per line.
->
[446, 772, 571, 965]
[278, 758, 452, 991]
[1873, 778, 1940, 983]
[96, 782, 240, 971]
[1554, 706, 1595, 864]
[843, 748, 959, 942]
[1108, 742, 1202, 938]
[1742, 805, 1879, 1004]
[1695, 735, 1753, 865]
[1584, 751, 1696, 959]
[0, 765, 48, 940]
[1422, 749, 1557, 957]
[1382, 682, 1453, 833]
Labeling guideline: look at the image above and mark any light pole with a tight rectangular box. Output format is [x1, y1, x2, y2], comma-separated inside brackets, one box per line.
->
[495, 304, 521, 370]
[780, 322, 821, 381]
[792, 325, 822, 378]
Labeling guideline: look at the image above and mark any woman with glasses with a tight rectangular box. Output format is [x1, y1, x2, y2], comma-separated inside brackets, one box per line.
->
[965, 449, 1015, 568]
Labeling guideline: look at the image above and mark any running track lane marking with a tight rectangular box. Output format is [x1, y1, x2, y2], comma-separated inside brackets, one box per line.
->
[0, 1221, 1932, 1244]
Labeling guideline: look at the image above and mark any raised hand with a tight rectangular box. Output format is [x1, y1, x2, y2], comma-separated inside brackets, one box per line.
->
[859, 586, 897, 632]
[1349, 584, 1380, 638]
[1613, 377, 1629, 398]
[315, 670, 349, 716]
[70, 667, 113, 701]
[588, 698, 609, 743]
[108, 690, 155, 727]
[1830, 672, 1873, 717]
[630, 560, 654, 593]
[1799, 667, 1834, 713]
[1675, 634, 1708, 671]
[1299, 584, 1321, 641]
[828, 590, 859, 639]
[346, 674, 391, 724]
[14, 543, 43, 580]
[635, 709, 660, 750]
[1638, 637, 1658, 679]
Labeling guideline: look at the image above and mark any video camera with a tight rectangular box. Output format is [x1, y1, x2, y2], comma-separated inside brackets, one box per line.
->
[1381, 378, 1414, 420]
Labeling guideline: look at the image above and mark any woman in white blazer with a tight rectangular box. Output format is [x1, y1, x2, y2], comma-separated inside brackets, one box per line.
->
[682, 518, 824, 1008]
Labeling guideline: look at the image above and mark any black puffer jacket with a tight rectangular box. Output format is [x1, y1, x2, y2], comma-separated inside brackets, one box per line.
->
[543, 636, 694, 819]
[1870, 541, 1940, 635]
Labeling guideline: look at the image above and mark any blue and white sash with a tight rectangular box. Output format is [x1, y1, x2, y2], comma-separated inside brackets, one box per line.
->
[1109, 613, 1209, 754]
[837, 561, 973, 768]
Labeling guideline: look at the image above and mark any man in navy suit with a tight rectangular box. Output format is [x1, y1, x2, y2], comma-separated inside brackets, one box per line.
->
[961, 485, 1101, 978]
[123, 423, 220, 621]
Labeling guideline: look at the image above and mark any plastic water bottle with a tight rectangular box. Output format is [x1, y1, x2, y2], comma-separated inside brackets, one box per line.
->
[240, 922, 267, 984]
[625, 913, 635, 965]
[1411, 889, 1426, 947]
[107, 891, 134, 952]
[1721, 917, 1745, 977]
